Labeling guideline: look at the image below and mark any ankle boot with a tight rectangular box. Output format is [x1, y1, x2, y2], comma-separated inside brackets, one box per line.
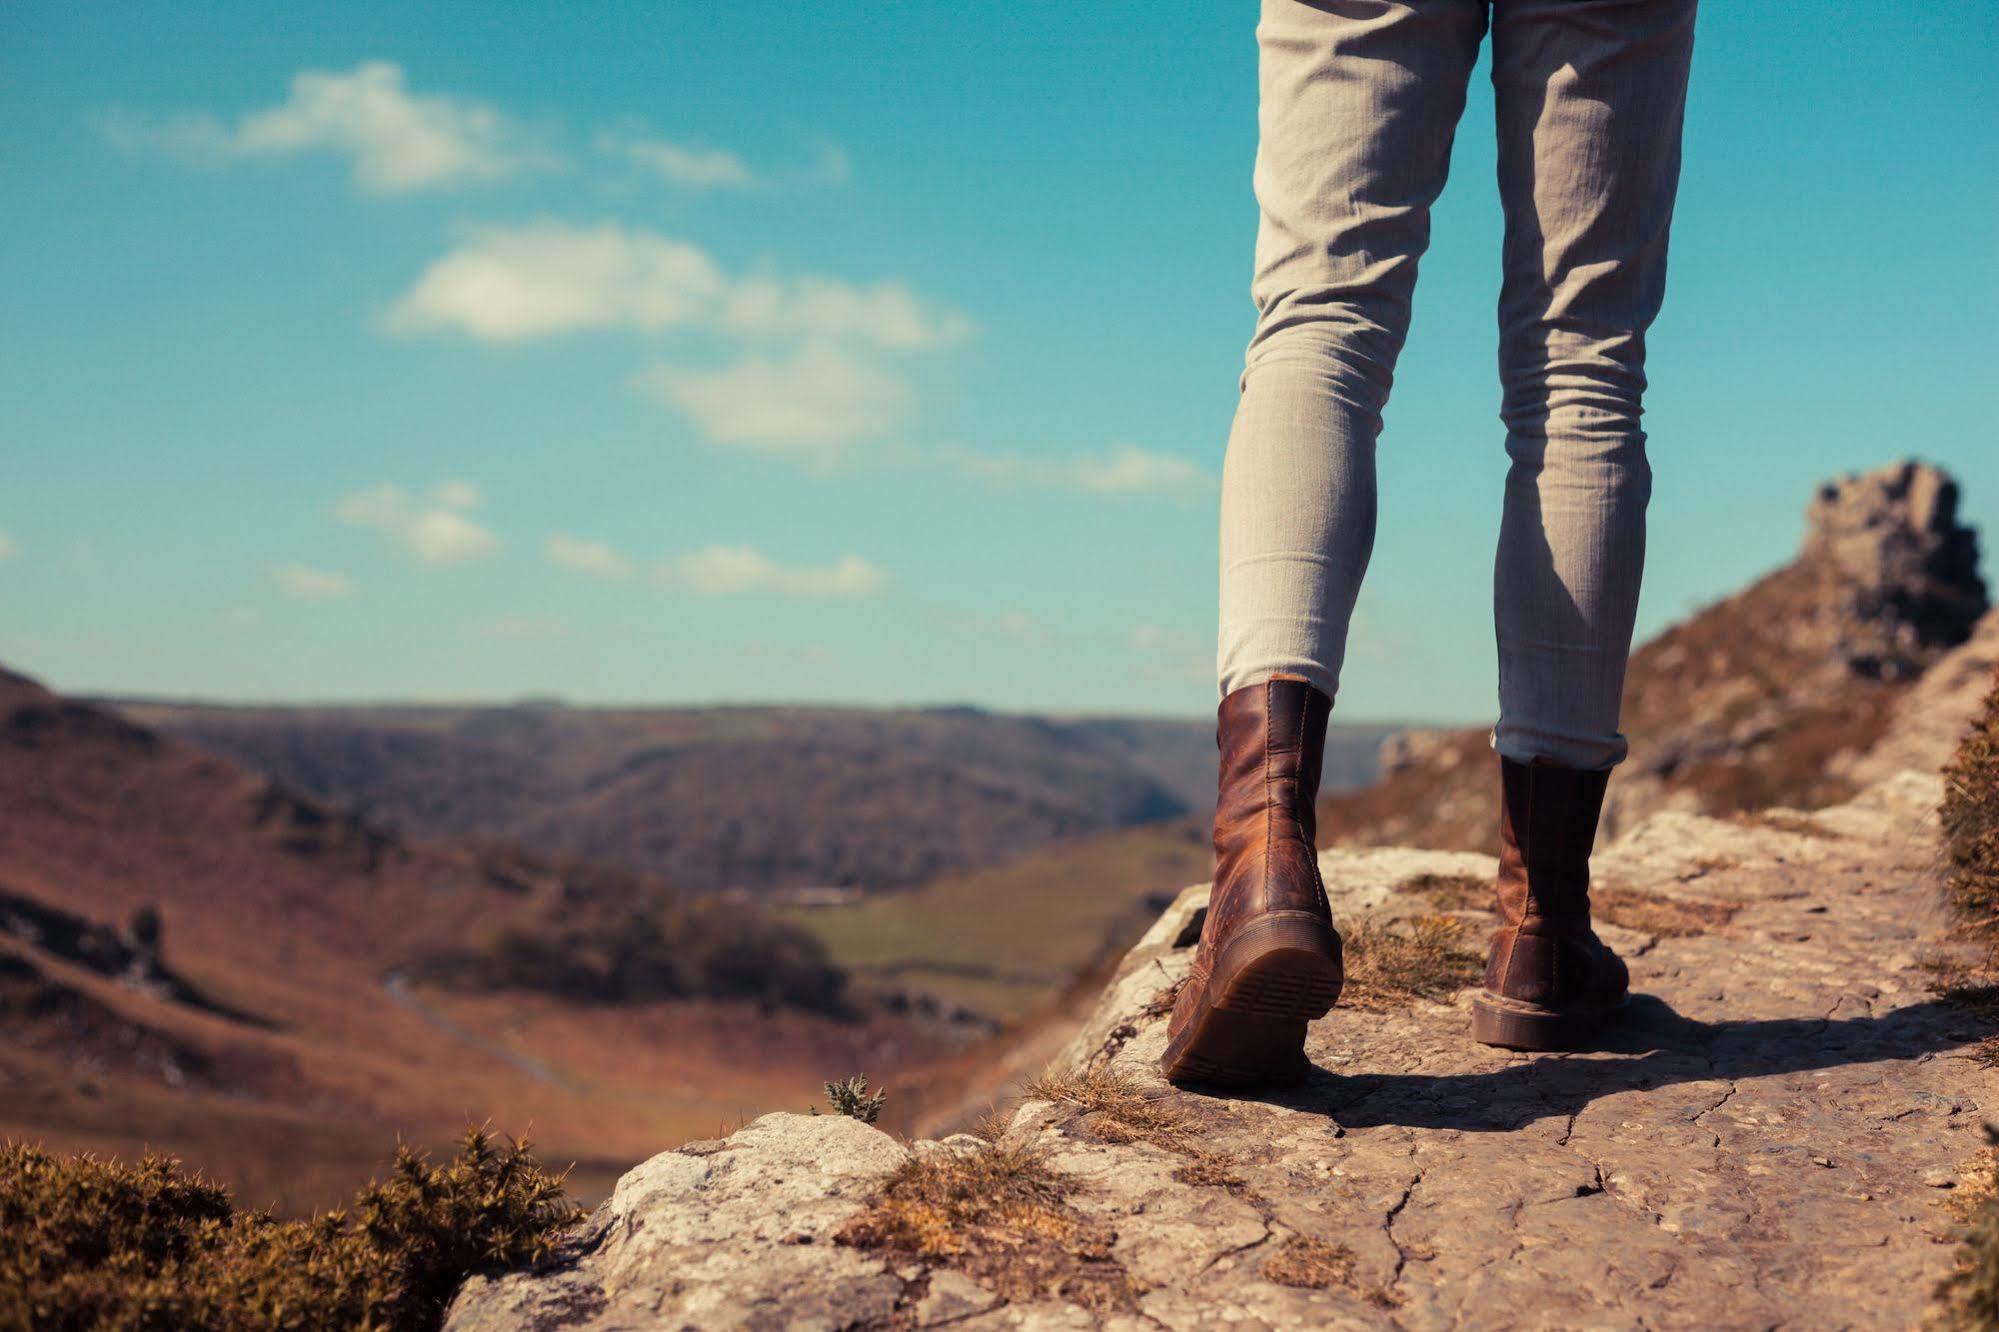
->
[1470, 754, 1629, 1051]
[1161, 674, 1343, 1086]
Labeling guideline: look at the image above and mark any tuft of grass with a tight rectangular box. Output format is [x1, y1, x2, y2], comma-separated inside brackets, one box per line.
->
[1941, 669, 1999, 935]
[1342, 915, 1484, 1011]
[1933, 1125, 1999, 1330]
[834, 1123, 1134, 1312]
[1261, 1234, 1358, 1289]
[1024, 1069, 1187, 1149]
[1396, 873, 1489, 912]
[1592, 887, 1738, 938]
[821, 1074, 887, 1125]
[0, 1126, 580, 1332]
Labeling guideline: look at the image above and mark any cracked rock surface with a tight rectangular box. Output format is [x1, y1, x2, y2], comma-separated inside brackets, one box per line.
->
[448, 740, 1994, 1330]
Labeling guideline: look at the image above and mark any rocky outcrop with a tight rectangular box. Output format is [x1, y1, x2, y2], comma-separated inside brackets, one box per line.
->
[1317, 459, 1990, 852]
[1800, 459, 1988, 676]
[446, 626, 1999, 1331]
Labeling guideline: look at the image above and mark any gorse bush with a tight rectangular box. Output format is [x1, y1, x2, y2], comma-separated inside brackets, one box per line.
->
[1941, 667, 1999, 934]
[0, 1126, 580, 1332]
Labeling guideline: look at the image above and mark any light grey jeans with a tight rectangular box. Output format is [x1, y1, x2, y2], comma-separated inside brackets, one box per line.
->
[1216, 0, 1697, 771]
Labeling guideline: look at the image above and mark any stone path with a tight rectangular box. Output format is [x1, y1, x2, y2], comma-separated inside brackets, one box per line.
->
[449, 757, 1997, 1331]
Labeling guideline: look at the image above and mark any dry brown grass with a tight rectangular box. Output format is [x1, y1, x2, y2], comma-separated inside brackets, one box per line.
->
[834, 1122, 1135, 1312]
[1396, 873, 1489, 912]
[1592, 887, 1739, 938]
[1933, 1126, 1999, 1331]
[1261, 1234, 1358, 1289]
[1941, 668, 1999, 935]
[1027, 1069, 1247, 1192]
[1024, 1069, 1187, 1149]
[1342, 915, 1484, 1011]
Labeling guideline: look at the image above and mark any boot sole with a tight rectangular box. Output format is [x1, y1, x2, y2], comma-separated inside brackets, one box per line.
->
[1160, 912, 1342, 1087]
[1470, 990, 1629, 1052]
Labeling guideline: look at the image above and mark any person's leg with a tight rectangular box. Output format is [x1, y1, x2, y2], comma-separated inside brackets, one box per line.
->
[1488, 0, 1698, 770]
[1172, 0, 1489, 1089]
[1216, 0, 1488, 708]
[1474, 0, 1697, 1051]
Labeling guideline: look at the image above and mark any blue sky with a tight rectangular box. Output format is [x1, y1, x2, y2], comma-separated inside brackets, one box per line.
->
[2, 2, 1993, 722]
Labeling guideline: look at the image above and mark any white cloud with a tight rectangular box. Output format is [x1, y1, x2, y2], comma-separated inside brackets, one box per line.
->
[657, 545, 884, 598]
[385, 222, 726, 342]
[636, 343, 911, 464]
[103, 61, 547, 193]
[335, 481, 501, 566]
[0, 530, 14, 560]
[720, 276, 972, 351]
[385, 222, 967, 350]
[273, 563, 354, 599]
[941, 442, 1213, 497]
[546, 533, 634, 580]
[597, 128, 753, 190]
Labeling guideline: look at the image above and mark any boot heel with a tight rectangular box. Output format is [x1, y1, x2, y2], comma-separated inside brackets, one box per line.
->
[1470, 992, 1625, 1052]
[1209, 912, 1343, 1021]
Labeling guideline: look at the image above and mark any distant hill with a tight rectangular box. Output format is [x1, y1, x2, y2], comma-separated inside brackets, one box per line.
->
[108, 699, 1400, 898]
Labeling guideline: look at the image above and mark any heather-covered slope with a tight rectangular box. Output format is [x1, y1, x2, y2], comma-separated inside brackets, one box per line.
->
[0, 667, 950, 1212]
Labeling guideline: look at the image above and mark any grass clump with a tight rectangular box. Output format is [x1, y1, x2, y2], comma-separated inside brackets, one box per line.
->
[834, 1121, 1133, 1312]
[1941, 669, 1999, 934]
[1262, 1233, 1358, 1289]
[1933, 1125, 1999, 1330]
[1024, 1069, 1187, 1149]
[1592, 886, 1738, 938]
[0, 1127, 579, 1332]
[1396, 872, 1489, 912]
[1342, 915, 1484, 1010]
[820, 1074, 887, 1125]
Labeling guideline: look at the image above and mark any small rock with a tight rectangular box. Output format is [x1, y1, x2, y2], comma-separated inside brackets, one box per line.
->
[1922, 1167, 1957, 1189]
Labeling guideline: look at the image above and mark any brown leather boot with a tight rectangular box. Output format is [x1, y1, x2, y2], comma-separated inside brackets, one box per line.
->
[1160, 673, 1343, 1087]
[1470, 754, 1629, 1051]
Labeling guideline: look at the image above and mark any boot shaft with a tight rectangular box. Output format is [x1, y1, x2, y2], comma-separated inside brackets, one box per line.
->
[1495, 754, 1612, 929]
[1214, 673, 1331, 855]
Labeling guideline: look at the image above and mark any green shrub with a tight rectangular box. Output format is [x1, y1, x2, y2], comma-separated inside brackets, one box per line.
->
[1941, 668, 1999, 933]
[0, 1127, 580, 1332]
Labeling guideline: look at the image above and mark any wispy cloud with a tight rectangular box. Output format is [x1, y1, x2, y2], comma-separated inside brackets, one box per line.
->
[657, 545, 885, 598]
[596, 127, 754, 190]
[635, 344, 911, 464]
[546, 533, 634, 580]
[0, 530, 14, 560]
[386, 221, 967, 350]
[102, 61, 550, 193]
[939, 442, 1213, 497]
[272, 563, 354, 599]
[335, 480, 501, 566]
